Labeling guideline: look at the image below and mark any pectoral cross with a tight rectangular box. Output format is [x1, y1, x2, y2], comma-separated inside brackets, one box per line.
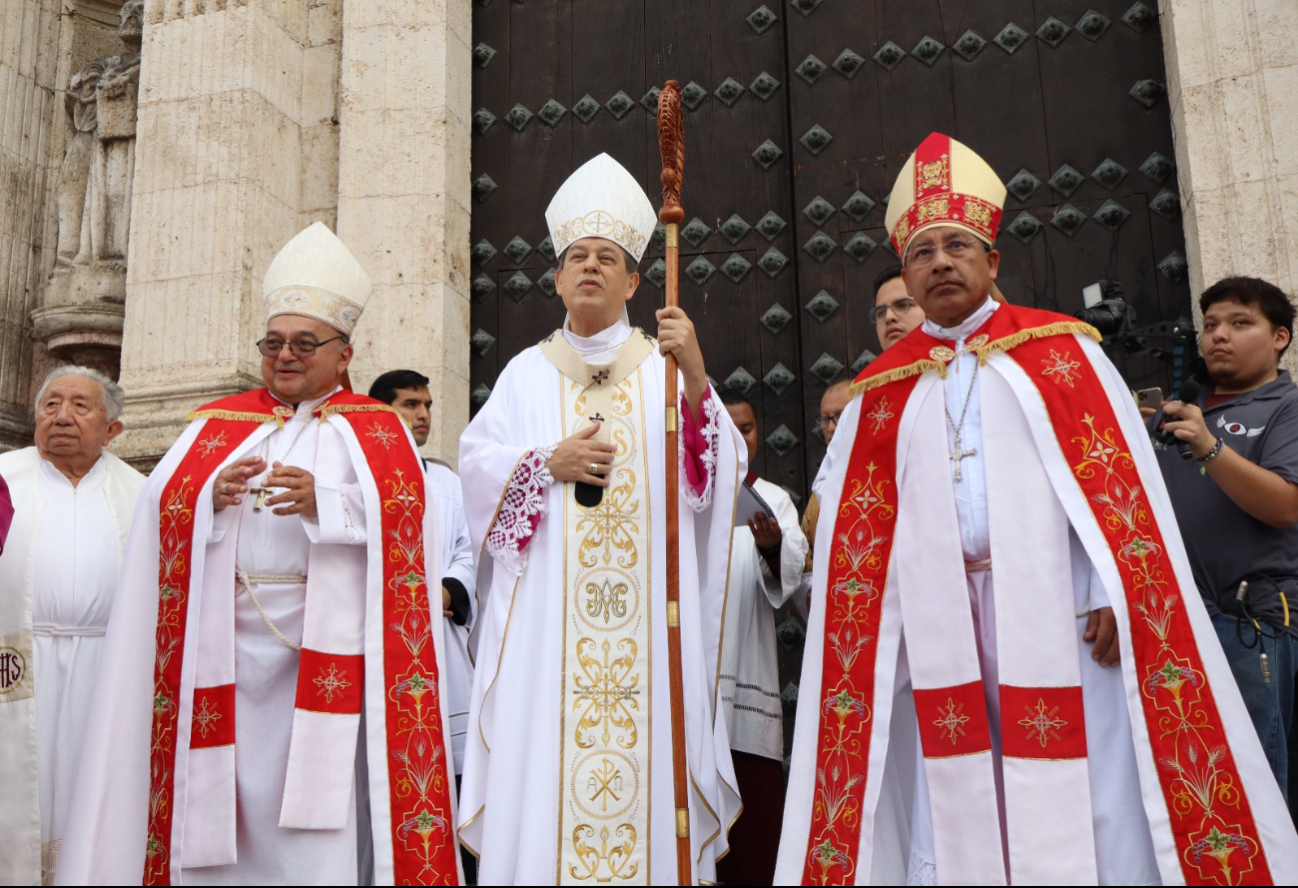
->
[250, 487, 271, 512]
[950, 434, 977, 483]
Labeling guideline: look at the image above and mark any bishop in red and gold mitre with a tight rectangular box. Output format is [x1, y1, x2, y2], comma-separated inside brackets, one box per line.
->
[775, 133, 1298, 886]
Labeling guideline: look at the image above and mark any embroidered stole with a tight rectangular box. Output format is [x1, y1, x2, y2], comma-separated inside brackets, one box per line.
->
[540, 330, 656, 884]
[144, 389, 459, 885]
[794, 308, 1271, 885]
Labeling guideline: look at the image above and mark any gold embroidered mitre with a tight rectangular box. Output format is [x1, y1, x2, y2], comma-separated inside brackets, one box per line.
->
[545, 152, 658, 262]
[263, 222, 373, 336]
[884, 132, 1008, 257]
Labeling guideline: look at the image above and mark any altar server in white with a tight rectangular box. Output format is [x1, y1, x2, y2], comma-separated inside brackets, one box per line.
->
[0, 367, 145, 885]
[57, 223, 461, 886]
[458, 153, 745, 884]
[715, 388, 807, 885]
[776, 133, 1298, 885]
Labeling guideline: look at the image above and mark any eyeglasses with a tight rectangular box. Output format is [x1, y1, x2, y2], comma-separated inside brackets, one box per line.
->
[257, 335, 347, 358]
[815, 413, 841, 430]
[904, 237, 979, 268]
[868, 298, 919, 325]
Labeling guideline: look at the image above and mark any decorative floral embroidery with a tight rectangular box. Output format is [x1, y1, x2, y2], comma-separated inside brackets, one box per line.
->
[192, 696, 223, 739]
[486, 444, 557, 574]
[313, 662, 352, 704]
[1018, 699, 1067, 748]
[196, 432, 228, 457]
[366, 422, 400, 450]
[933, 698, 971, 745]
[680, 392, 721, 512]
[1041, 349, 1083, 387]
[865, 396, 895, 434]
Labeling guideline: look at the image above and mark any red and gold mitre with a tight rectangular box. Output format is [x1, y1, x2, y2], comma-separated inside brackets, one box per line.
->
[884, 132, 1007, 257]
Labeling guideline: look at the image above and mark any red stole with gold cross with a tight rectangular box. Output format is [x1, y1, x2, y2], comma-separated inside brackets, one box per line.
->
[142, 388, 459, 885]
[790, 304, 1285, 885]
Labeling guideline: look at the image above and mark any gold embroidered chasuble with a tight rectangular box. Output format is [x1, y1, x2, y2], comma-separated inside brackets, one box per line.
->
[540, 331, 656, 883]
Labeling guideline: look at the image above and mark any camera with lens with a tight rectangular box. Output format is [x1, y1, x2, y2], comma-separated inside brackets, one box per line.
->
[1074, 280, 1131, 337]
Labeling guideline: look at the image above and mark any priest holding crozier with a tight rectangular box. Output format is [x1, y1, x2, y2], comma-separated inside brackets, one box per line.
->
[458, 153, 744, 885]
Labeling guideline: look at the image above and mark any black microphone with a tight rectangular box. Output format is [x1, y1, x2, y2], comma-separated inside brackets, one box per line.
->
[1154, 376, 1202, 458]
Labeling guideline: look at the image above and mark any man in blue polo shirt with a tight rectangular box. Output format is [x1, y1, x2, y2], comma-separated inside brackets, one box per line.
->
[1153, 275, 1298, 805]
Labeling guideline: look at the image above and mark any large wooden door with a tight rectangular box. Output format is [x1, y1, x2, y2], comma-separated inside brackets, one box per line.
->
[468, 0, 1186, 760]
[469, 0, 1184, 503]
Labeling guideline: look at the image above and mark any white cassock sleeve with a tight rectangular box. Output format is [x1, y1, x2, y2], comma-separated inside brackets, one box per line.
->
[303, 424, 367, 545]
[757, 482, 809, 608]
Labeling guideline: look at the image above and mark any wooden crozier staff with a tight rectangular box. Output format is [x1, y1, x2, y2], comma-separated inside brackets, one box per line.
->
[656, 79, 693, 888]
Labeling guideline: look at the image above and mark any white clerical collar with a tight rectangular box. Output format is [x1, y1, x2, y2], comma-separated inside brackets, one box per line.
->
[562, 317, 632, 363]
[922, 296, 999, 343]
[270, 385, 343, 415]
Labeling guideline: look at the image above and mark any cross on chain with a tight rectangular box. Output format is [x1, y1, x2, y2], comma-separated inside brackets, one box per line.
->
[950, 434, 978, 483]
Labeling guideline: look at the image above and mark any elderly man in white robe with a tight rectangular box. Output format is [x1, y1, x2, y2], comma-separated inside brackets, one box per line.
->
[458, 153, 745, 884]
[0, 367, 145, 885]
[57, 224, 461, 886]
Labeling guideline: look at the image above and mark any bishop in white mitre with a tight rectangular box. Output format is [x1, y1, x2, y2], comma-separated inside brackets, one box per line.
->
[57, 223, 462, 886]
[0, 367, 145, 885]
[776, 134, 1298, 886]
[458, 153, 746, 885]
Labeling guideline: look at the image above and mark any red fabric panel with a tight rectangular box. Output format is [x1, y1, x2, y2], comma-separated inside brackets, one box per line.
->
[294, 649, 365, 715]
[1008, 325, 1271, 885]
[998, 685, 1087, 760]
[798, 376, 919, 886]
[914, 681, 993, 759]
[189, 684, 236, 749]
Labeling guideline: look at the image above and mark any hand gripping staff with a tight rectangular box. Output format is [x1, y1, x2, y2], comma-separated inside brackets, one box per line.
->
[656, 79, 692, 887]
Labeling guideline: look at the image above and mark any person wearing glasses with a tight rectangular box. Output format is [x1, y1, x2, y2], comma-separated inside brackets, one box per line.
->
[58, 224, 463, 885]
[800, 267, 927, 588]
[776, 133, 1298, 884]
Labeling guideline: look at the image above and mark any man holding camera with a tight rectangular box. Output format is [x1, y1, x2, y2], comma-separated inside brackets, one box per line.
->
[1152, 275, 1298, 802]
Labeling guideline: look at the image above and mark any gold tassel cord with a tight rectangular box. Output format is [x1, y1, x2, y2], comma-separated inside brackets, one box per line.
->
[314, 402, 401, 424]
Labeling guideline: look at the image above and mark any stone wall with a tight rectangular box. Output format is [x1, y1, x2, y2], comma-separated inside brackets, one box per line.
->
[0, 0, 63, 448]
[1160, 0, 1298, 324]
[335, 0, 472, 464]
[111, 0, 342, 464]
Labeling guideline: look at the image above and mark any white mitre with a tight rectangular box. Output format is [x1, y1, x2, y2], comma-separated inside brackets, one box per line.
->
[263, 221, 372, 336]
[545, 153, 658, 262]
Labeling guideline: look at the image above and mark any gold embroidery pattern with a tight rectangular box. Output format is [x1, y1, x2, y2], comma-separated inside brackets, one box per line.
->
[314, 662, 353, 704]
[916, 196, 951, 225]
[934, 698, 971, 745]
[865, 396, 895, 434]
[196, 432, 228, 457]
[366, 422, 400, 450]
[562, 375, 649, 884]
[963, 198, 993, 232]
[192, 695, 222, 739]
[1069, 413, 1264, 885]
[381, 468, 457, 884]
[1041, 349, 1083, 387]
[1018, 699, 1067, 748]
[917, 155, 949, 192]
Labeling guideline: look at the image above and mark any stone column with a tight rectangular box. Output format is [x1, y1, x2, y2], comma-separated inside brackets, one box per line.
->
[0, 0, 62, 448]
[1160, 0, 1298, 306]
[335, 0, 473, 465]
[113, 0, 342, 465]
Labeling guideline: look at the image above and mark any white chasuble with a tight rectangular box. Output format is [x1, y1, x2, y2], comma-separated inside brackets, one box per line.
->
[458, 327, 745, 886]
[0, 447, 144, 886]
